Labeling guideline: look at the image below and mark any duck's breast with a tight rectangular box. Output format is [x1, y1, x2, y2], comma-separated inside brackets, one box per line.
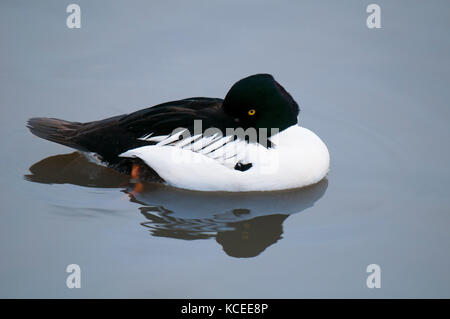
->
[260, 125, 330, 190]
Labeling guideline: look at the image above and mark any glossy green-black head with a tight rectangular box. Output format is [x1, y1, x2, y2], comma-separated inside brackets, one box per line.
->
[222, 74, 300, 134]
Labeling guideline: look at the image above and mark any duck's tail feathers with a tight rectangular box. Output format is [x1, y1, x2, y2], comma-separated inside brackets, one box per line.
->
[27, 117, 87, 151]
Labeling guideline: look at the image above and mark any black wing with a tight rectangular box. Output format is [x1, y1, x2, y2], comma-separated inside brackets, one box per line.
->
[29, 97, 235, 163]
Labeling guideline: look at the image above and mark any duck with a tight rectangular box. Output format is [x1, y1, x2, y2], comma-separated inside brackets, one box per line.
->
[27, 73, 330, 192]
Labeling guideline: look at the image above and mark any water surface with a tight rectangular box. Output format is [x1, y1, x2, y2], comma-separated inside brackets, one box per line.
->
[1, 0, 449, 298]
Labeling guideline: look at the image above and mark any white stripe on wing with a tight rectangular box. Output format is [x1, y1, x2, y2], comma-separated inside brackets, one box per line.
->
[137, 131, 254, 169]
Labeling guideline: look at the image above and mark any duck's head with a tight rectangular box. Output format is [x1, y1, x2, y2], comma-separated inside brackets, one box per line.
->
[222, 74, 300, 135]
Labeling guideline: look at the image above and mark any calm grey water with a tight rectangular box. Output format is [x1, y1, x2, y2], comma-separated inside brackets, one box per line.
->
[1, 0, 449, 298]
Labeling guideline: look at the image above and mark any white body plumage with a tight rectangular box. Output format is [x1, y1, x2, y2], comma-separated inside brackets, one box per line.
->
[120, 125, 330, 192]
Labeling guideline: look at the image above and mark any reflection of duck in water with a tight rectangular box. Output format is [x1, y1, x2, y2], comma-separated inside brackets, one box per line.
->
[217, 214, 288, 258]
[140, 205, 289, 258]
[26, 152, 328, 258]
[130, 181, 327, 258]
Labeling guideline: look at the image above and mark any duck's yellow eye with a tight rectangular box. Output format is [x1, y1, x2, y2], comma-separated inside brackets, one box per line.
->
[248, 109, 256, 116]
